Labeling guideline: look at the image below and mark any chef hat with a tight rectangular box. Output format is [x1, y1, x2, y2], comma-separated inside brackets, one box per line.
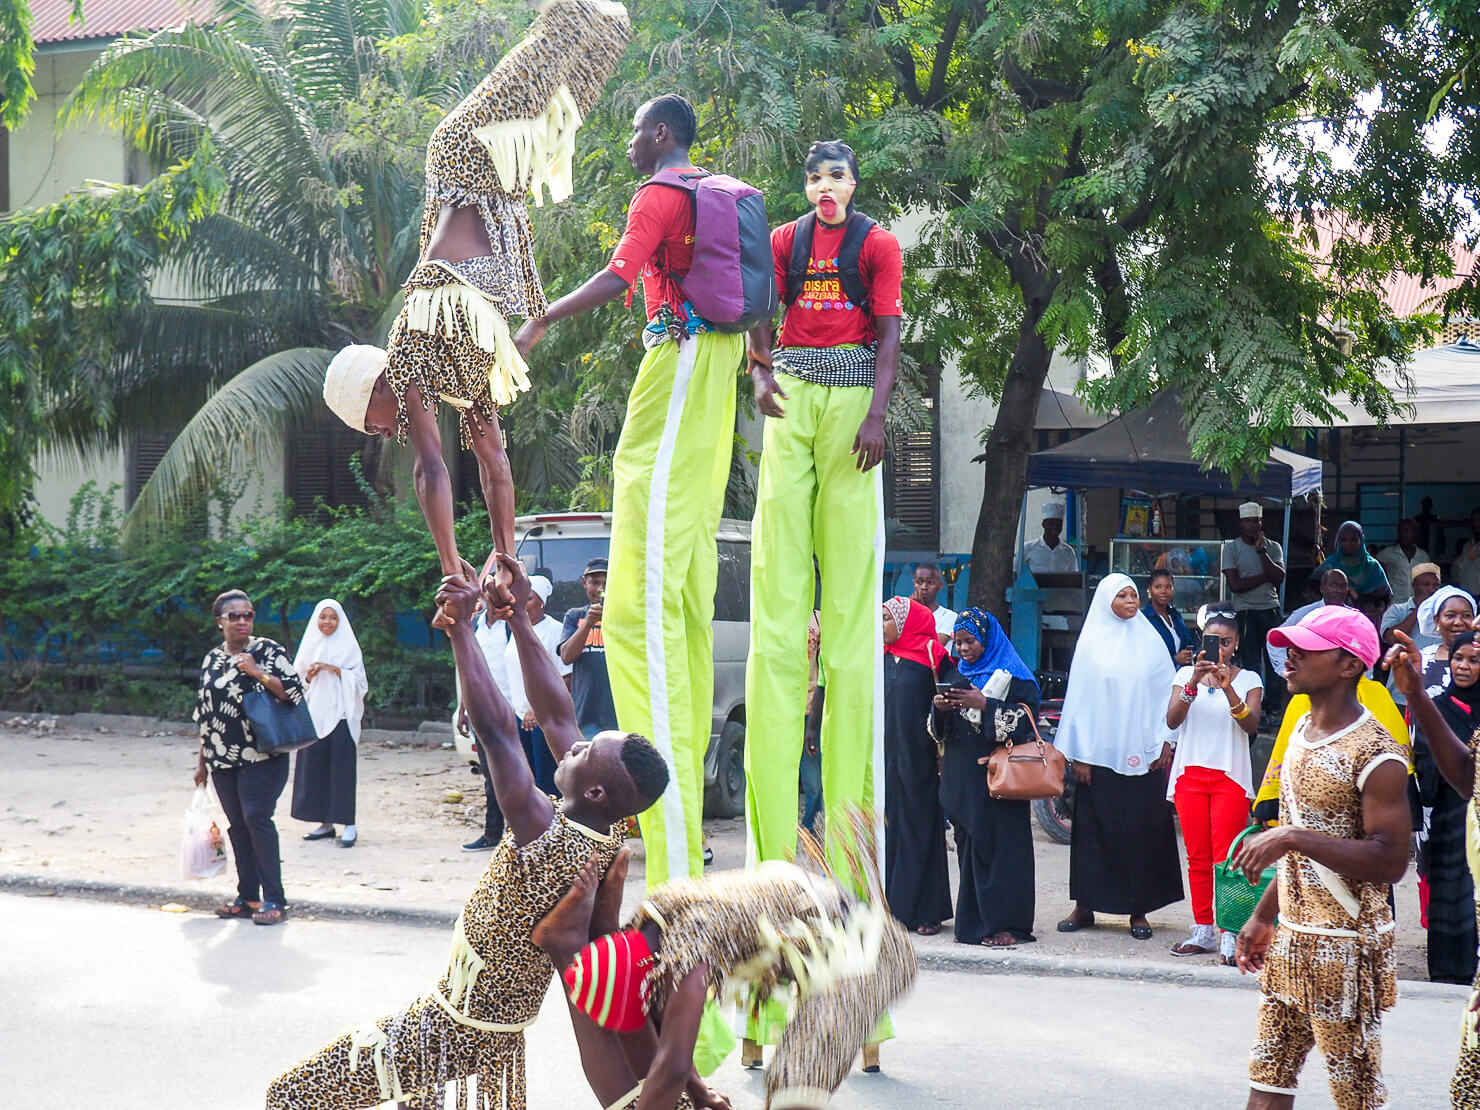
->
[1042, 502, 1065, 521]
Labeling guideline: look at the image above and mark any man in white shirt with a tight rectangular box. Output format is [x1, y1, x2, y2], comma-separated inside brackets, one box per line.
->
[1454, 508, 1480, 597]
[1016, 502, 1080, 575]
[912, 563, 956, 644]
[1374, 518, 1429, 604]
[504, 574, 572, 797]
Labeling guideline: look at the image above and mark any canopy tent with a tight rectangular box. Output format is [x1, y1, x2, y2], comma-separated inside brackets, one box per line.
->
[1026, 392, 1323, 500]
[1326, 339, 1480, 427]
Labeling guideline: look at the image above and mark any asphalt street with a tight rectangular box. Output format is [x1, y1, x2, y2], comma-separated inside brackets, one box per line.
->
[1, 893, 1463, 1109]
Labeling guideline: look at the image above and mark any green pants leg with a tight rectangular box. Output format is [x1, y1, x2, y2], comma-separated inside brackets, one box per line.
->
[605, 332, 742, 888]
[744, 374, 886, 1046]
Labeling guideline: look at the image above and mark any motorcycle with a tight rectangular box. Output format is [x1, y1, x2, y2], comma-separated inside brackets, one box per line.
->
[1029, 699, 1073, 843]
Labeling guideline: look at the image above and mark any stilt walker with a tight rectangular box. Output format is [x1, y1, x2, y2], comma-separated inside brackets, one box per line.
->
[741, 140, 904, 1059]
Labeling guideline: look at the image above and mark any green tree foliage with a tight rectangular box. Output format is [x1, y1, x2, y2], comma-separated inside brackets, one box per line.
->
[0, 155, 224, 512]
[0, 479, 493, 718]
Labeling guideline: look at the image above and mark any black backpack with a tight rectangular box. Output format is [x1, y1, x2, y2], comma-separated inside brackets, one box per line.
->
[783, 211, 878, 311]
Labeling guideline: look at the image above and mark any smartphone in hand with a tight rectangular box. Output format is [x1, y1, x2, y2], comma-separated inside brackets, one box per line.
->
[1201, 632, 1222, 662]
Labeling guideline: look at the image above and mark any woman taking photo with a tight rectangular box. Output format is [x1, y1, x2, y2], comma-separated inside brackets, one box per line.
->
[291, 600, 368, 849]
[883, 594, 951, 935]
[1164, 611, 1261, 963]
[933, 608, 1040, 948]
[193, 590, 305, 926]
[1055, 574, 1183, 940]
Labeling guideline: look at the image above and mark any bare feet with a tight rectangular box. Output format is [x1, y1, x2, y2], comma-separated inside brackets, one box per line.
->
[533, 852, 601, 969]
[590, 846, 630, 939]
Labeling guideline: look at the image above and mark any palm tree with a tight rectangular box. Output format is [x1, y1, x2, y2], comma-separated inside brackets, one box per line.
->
[62, 0, 580, 541]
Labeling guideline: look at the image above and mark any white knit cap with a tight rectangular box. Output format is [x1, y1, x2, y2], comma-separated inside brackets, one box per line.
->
[1042, 502, 1065, 520]
[323, 345, 388, 433]
[529, 575, 553, 603]
[1238, 501, 1263, 519]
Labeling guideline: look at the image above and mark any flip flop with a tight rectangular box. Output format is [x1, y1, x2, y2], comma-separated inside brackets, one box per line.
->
[215, 898, 261, 919]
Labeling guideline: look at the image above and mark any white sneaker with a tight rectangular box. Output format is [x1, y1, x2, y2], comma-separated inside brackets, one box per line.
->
[1220, 930, 1237, 963]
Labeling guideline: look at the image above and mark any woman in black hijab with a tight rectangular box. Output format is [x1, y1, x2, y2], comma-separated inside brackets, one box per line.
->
[1418, 629, 1480, 983]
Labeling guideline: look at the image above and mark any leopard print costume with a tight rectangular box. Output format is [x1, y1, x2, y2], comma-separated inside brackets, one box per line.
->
[384, 0, 631, 447]
[1247, 711, 1407, 1110]
[266, 809, 627, 1110]
[633, 860, 918, 1110]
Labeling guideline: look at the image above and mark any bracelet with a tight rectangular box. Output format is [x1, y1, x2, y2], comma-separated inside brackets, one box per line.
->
[1231, 703, 1251, 720]
[1178, 688, 1196, 704]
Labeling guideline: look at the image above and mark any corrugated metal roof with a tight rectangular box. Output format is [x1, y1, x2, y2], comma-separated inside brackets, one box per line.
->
[31, 0, 214, 45]
[1309, 216, 1477, 319]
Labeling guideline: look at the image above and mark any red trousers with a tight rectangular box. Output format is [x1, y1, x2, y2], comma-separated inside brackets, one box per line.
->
[1172, 765, 1250, 926]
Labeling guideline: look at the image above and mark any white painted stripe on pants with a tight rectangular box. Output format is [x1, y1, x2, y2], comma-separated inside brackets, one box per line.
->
[643, 337, 699, 882]
[870, 470, 886, 857]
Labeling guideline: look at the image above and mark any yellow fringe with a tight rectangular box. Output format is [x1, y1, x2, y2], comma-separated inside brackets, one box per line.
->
[1464, 990, 1480, 1051]
[470, 84, 583, 207]
[1468, 797, 1480, 889]
[347, 1025, 406, 1102]
[442, 912, 486, 1015]
[402, 281, 533, 408]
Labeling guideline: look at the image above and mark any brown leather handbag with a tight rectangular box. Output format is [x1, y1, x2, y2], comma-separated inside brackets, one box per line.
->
[985, 704, 1065, 801]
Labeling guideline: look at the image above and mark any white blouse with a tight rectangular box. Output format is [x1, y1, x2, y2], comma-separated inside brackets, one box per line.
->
[1166, 666, 1263, 800]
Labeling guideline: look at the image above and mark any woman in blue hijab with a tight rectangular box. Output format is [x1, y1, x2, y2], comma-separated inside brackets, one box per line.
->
[932, 607, 1041, 947]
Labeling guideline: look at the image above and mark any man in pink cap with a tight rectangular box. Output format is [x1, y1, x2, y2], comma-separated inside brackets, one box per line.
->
[1230, 606, 1411, 1110]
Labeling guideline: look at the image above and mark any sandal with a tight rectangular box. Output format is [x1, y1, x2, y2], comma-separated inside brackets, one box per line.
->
[251, 903, 287, 926]
[983, 931, 1029, 948]
[1056, 912, 1095, 933]
[914, 923, 942, 936]
[215, 898, 261, 919]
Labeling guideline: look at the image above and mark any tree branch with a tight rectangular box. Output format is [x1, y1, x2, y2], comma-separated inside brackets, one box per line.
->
[923, 7, 965, 109]
[1002, 55, 1079, 111]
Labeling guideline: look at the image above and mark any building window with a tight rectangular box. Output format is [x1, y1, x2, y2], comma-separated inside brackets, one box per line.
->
[126, 431, 177, 507]
[885, 365, 940, 550]
[286, 418, 371, 520]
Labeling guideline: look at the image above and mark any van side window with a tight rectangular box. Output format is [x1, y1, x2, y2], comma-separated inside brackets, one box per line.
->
[714, 540, 751, 622]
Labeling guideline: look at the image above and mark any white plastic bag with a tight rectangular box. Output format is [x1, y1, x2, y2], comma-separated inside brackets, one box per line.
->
[180, 785, 228, 880]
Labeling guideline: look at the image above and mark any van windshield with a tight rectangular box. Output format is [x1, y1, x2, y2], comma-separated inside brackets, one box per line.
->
[515, 536, 609, 617]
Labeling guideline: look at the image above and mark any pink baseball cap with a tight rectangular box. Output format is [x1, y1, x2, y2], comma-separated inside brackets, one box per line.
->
[1267, 605, 1380, 668]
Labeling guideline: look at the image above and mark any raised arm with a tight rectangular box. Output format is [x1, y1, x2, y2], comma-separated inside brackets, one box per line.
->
[438, 573, 554, 844]
[497, 554, 583, 763]
[404, 384, 460, 577]
[1389, 630, 1476, 799]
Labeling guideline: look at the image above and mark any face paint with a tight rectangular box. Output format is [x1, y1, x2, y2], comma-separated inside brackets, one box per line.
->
[804, 159, 857, 226]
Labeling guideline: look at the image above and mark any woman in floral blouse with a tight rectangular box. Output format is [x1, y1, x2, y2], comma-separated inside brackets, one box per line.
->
[193, 589, 305, 925]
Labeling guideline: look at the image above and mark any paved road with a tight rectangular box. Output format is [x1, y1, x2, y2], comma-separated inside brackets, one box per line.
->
[0, 893, 1460, 1109]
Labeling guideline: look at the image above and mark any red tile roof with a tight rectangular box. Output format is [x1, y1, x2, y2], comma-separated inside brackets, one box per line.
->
[1308, 215, 1477, 319]
[31, 0, 214, 45]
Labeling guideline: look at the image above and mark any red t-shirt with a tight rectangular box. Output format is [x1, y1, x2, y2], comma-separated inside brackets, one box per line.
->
[606, 172, 697, 323]
[773, 218, 903, 348]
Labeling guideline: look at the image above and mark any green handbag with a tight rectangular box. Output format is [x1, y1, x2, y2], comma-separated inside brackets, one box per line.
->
[1214, 825, 1278, 934]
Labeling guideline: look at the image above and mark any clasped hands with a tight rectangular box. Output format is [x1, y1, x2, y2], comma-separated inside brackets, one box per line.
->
[432, 555, 519, 632]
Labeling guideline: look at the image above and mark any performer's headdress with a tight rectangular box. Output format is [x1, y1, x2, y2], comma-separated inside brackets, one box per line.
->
[563, 927, 655, 1032]
[323, 345, 388, 433]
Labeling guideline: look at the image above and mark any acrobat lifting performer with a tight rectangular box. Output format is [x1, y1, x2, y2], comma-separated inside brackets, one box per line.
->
[320, 0, 631, 616]
[531, 812, 918, 1110]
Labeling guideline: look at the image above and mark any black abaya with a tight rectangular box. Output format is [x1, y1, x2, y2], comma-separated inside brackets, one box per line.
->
[1069, 763, 1183, 916]
[936, 669, 1040, 943]
[1416, 731, 1479, 984]
[884, 654, 952, 929]
[291, 720, 357, 825]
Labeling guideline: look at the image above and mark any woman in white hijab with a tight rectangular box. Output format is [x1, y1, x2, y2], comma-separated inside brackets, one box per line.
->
[291, 600, 368, 848]
[1054, 574, 1184, 940]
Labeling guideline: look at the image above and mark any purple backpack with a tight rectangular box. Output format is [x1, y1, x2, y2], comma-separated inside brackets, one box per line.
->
[641, 168, 777, 333]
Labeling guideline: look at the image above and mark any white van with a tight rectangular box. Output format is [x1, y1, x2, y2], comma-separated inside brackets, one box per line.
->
[504, 512, 751, 818]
